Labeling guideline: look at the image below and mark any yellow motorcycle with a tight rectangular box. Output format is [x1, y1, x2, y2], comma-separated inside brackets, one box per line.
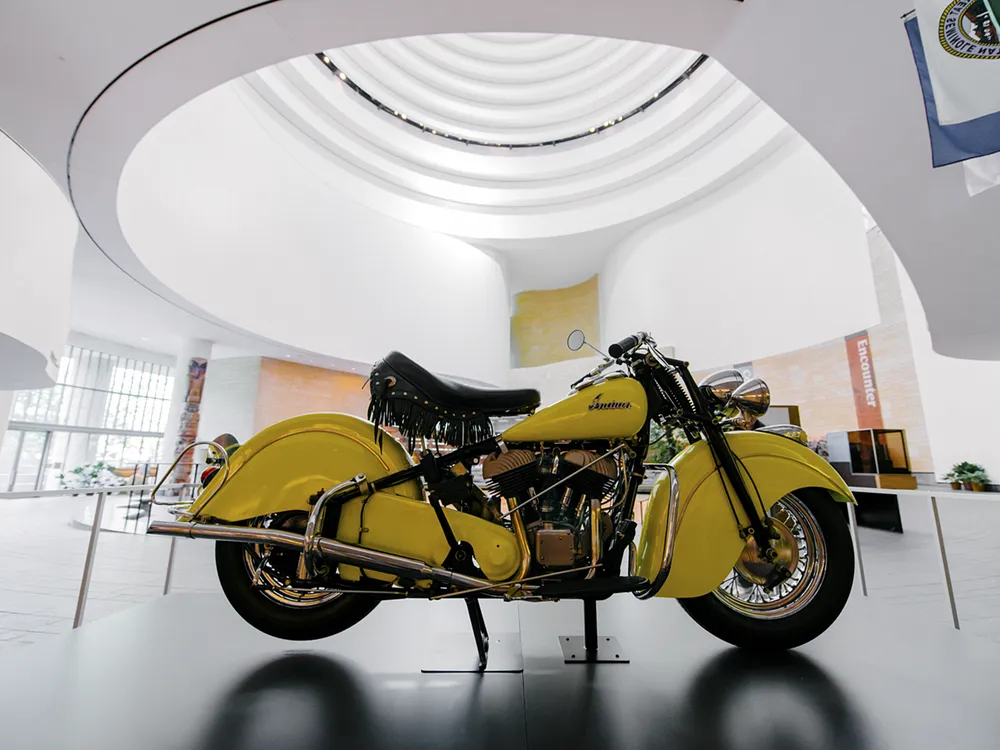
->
[150, 331, 855, 654]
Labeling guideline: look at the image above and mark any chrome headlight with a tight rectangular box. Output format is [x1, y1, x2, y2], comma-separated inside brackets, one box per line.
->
[698, 369, 745, 406]
[730, 378, 770, 417]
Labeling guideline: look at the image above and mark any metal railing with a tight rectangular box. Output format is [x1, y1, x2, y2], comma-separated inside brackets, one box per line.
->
[0, 479, 986, 634]
[846, 484, 990, 630]
[0, 483, 197, 628]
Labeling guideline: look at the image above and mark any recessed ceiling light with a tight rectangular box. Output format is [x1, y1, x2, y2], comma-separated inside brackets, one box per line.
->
[589, 128, 595, 133]
[401, 114, 407, 120]
[338, 72, 347, 81]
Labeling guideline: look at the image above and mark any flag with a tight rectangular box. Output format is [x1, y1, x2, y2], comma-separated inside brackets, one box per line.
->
[915, 0, 1000, 125]
[905, 2, 1000, 180]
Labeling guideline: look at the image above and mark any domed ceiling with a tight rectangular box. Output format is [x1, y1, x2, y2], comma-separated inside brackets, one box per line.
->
[238, 33, 790, 245]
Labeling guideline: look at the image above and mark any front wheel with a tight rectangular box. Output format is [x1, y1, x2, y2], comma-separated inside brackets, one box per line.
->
[216, 512, 380, 641]
[678, 489, 854, 650]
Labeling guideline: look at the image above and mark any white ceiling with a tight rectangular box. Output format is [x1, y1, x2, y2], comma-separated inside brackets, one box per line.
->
[1, 0, 997, 360]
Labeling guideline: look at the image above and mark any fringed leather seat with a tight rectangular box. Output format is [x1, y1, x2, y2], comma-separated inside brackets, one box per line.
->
[368, 352, 540, 448]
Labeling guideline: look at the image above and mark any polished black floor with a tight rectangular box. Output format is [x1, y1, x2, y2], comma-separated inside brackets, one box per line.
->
[0, 590, 997, 749]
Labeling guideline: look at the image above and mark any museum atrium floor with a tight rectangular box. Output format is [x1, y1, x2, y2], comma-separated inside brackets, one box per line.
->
[2, 2, 1000, 748]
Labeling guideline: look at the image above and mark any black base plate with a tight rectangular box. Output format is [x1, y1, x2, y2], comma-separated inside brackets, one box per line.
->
[559, 635, 630, 663]
[422, 632, 524, 673]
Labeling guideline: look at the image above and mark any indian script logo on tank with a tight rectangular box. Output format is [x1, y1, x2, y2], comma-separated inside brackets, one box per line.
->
[939, 0, 1000, 59]
[588, 393, 632, 411]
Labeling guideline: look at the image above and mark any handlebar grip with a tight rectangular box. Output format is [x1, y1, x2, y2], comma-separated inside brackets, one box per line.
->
[608, 334, 641, 359]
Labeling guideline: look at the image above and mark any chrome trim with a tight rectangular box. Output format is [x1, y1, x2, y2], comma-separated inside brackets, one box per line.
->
[297, 474, 367, 580]
[633, 465, 680, 600]
[586, 496, 602, 579]
[147, 520, 488, 590]
[151, 440, 230, 505]
[757, 423, 808, 445]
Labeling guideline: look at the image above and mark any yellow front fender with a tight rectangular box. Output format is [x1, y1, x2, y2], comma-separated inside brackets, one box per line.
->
[636, 430, 854, 598]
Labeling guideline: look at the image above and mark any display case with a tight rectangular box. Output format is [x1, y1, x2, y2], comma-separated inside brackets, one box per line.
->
[827, 428, 917, 534]
[827, 429, 916, 490]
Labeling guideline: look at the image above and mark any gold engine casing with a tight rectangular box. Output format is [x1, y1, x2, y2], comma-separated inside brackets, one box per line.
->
[502, 378, 647, 443]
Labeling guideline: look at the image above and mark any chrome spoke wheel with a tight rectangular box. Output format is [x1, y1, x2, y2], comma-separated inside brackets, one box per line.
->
[712, 493, 827, 619]
[241, 513, 342, 609]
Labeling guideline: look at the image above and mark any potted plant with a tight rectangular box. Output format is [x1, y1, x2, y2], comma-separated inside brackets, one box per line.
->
[969, 470, 990, 492]
[947, 461, 985, 490]
[942, 470, 962, 490]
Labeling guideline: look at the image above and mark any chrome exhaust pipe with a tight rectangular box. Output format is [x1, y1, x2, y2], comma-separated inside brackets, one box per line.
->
[148, 520, 488, 591]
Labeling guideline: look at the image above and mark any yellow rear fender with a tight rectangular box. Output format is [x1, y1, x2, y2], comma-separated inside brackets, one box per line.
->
[187, 413, 523, 585]
[188, 413, 420, 522]
[636, 430, 854, 599]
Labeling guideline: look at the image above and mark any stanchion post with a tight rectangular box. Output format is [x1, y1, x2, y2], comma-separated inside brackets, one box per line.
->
[163, 538, 178, 596]
[847, 503, 868, 596]
[930, 496, 960, 630]
[73, 491, 107, 629]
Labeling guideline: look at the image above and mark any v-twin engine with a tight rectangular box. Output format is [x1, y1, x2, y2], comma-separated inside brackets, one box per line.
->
[482, 447, 618, 570]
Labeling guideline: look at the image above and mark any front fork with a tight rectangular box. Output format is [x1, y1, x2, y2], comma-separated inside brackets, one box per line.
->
[702, 426, 790, 589]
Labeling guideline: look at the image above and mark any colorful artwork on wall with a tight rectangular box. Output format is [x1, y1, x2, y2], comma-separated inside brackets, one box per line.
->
[173, 357, 207, 484]
[510, 275, 600, 368]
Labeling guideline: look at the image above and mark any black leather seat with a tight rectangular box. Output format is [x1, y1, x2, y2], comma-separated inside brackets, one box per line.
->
[379, 351, 540, 415]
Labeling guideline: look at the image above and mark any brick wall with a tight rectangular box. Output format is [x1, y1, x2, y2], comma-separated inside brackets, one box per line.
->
[691, 231, 933, 472]
[253, 358, 370, 432]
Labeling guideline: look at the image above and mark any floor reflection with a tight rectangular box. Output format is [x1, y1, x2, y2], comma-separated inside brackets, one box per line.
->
[674, 649, 872, 750]
[524, 648, 872, 750]
[196, 647, 871, 750]
[198, 653, 381, 750]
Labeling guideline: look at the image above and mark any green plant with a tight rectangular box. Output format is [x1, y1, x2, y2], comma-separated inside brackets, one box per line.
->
[967, 470, 990, 488]
[948, 461, 987, 483]
[58, 461, 128, 490]
[647, 422, 689, 465]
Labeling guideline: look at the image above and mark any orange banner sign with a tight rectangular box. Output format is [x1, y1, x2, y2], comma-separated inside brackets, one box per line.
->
[845, 331, 883, 429]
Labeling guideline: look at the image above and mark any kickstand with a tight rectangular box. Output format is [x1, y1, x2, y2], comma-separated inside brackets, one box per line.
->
[466, 598, 490, 670]
[421, 598, 524, 673]
[560, 599, 630, 663]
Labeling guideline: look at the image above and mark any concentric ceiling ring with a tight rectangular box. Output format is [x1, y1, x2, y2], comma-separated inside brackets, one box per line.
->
[321, 34, 707, 146]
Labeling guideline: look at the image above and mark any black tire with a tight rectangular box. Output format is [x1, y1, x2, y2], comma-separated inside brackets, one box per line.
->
[678, 489, 854, 650]
[216, 540, 380, 641]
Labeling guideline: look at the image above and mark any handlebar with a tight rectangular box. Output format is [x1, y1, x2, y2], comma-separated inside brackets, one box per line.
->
[608, 332, 646, 359]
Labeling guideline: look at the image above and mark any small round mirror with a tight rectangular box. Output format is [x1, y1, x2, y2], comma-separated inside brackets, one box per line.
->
[567, 329, 587, 352]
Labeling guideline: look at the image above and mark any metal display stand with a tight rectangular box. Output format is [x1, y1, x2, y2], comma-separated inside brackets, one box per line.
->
[560, 599, 629, 663]
[422, 599, 524, 673]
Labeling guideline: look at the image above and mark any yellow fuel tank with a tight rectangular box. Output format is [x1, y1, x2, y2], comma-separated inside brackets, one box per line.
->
[502, 377, 647, 443]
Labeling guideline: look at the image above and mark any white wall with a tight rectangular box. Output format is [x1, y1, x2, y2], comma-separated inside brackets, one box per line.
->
[508, 355, 604, 407]
[0, 133, 78, 389]
[898, 251, 1000, 480]
[118, 84, 510, 386]
[601, 139, 879, 369]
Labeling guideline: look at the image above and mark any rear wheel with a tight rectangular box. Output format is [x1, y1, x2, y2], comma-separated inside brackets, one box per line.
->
[678, 489, 854, 650]
[215, 512, 380, 641]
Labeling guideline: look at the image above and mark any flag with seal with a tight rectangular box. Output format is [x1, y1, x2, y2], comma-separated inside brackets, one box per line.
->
[906, 1, 1000, 193]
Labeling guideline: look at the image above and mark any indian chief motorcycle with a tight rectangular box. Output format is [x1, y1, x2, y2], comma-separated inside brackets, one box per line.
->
[149, 331, 855, 657]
